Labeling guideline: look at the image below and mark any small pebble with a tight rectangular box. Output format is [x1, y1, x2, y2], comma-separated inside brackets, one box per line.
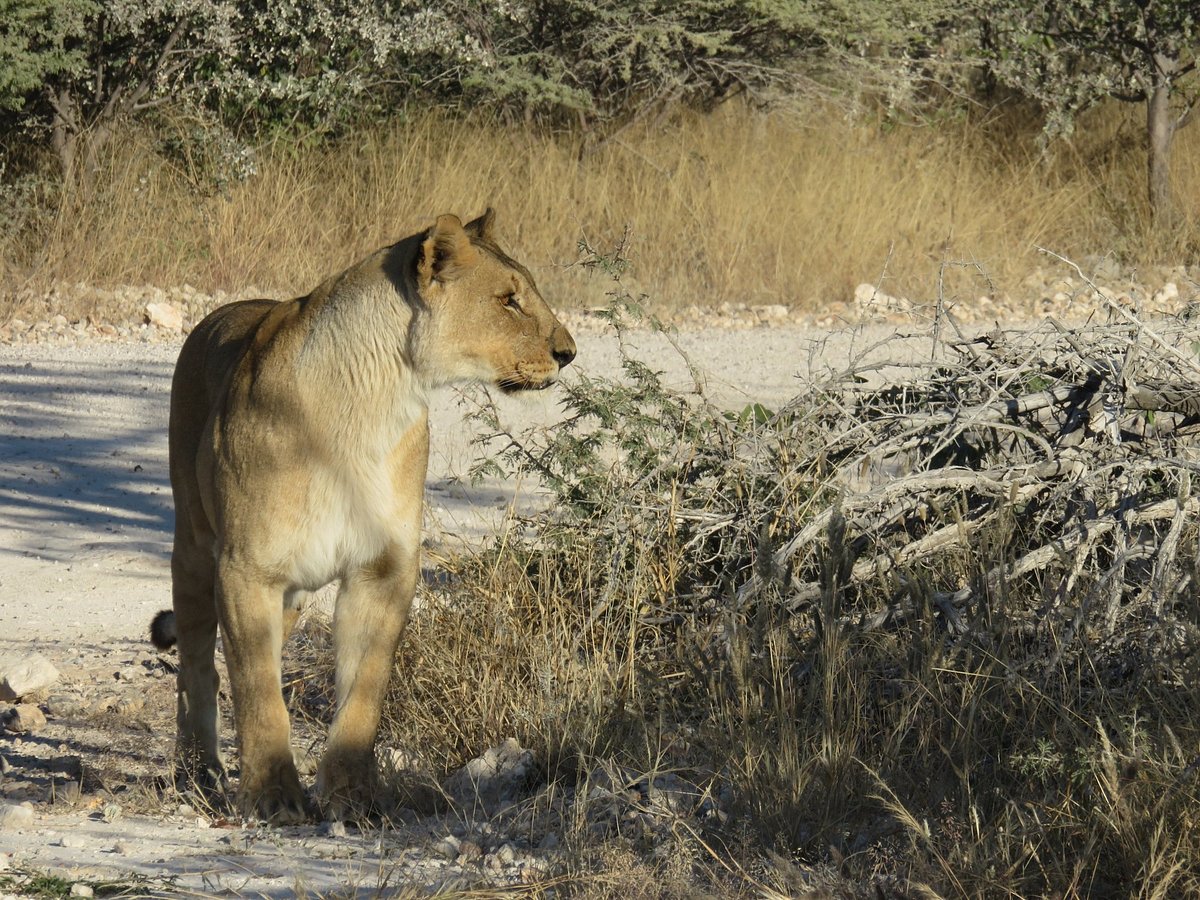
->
[455, 839, 483, 864]
[320, 820, 346, 838]
[434, 834, 461, 859]
[495, 842, 517, 865]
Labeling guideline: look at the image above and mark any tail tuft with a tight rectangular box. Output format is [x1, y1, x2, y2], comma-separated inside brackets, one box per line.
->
[150, 609, 177, 650]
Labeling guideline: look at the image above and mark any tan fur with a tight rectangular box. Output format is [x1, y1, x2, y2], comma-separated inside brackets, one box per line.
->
[163, 210, 574, 822]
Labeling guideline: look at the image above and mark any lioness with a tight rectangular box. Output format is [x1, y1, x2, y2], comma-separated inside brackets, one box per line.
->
[151, 209, 575, 822]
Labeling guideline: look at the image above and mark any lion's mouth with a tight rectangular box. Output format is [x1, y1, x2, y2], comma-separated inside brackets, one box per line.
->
[495, 377, 555, 394]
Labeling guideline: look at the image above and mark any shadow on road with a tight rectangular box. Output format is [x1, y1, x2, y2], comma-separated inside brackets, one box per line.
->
[0, 355, 175, 565]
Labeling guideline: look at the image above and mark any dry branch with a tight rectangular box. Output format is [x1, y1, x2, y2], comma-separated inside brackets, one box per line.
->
[485, 295, 1200, 685]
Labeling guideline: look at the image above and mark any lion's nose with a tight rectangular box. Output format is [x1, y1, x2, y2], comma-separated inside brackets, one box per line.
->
[553, 332, 577, 368]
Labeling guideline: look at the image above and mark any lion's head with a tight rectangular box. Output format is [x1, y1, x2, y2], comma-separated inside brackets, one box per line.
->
[415, 209, 575, 392]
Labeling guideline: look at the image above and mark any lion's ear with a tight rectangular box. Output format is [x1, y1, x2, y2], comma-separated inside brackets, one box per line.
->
[464, 207, 496, 243]
[419, 214, 478, 285]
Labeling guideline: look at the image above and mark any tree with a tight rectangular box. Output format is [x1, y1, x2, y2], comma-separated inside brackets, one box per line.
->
[0, 0, 93, 114]
[439, 0, 974, 149]
[3, 0, 495, 183]
[44, 0, 223, 186]
[985, 0, 1200, 225]
[0, 0, 976, 186]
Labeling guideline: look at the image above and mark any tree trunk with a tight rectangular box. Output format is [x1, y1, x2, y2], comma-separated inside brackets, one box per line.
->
[49, 89, 79, 185]
[82, 121, 113, 184]
[1146, 52, 1177, 225]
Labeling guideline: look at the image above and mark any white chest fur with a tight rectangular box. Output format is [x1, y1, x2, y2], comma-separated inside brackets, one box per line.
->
[285, 400, 428, 591]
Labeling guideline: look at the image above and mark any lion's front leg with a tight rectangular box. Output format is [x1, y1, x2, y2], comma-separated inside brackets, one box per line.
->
[317, 543, 419, 821]
[216, 559, 310, 824]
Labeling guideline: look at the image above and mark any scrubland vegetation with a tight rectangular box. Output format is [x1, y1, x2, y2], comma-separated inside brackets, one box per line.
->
[288, 269, 1200, 897]
[2, 0, 1199, 319]
[4, 1, 1200, 895]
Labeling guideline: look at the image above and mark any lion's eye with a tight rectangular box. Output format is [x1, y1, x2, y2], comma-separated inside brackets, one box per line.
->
[503, 293, 521, 310]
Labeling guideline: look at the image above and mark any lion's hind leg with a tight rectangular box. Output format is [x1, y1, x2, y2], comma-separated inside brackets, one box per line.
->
[170, 543, 228, 799]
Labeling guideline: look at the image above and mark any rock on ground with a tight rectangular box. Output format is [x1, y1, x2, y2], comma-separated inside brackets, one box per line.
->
[0, 802, 34, 831]
[444, 738, 537, 812]
[0, 653, 60, 701]
[1, 704, 47, 734]
[143, 302, 184, 332]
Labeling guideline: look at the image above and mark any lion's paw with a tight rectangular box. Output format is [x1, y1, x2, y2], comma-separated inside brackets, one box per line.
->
[238, 758, 311, 824]
[317, 752, 388, 822]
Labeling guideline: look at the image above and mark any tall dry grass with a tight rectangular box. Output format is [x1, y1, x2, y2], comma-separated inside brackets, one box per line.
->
[3, 101, 1197, 321]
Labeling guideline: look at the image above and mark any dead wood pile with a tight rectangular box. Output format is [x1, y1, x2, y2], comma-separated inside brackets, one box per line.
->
[739, 307, 1200, 670]
[477, 299, 1200, 679]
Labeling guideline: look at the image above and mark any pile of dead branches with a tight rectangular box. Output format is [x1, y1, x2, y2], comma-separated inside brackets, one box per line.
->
[736, 305, 1200, 669]
[479, 300, 1200, 680]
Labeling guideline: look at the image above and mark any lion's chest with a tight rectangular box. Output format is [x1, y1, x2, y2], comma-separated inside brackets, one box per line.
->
[285, 422, 428, 591]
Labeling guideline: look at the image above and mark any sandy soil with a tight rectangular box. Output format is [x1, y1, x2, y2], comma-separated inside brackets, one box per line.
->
[0, 319, 941, 895]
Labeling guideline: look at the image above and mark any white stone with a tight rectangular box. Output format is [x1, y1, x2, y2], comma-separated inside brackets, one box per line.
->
[444, 738, 536, 809]
[434, 835, 461, 859]
[0, 653, 60, 701]
[853, 282, 911, 315]
[495, 842, 517, 866]
[319, 819, 346, 838]
[382, 747, 427, 774]
[751, 304, 790, 322]
[145, 302, 184, 332]
[1153, 282, 1179, 305]
[0, 802, 34, 831]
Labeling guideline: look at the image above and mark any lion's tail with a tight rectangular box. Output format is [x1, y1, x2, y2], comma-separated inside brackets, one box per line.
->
[150, 609, 178, 650]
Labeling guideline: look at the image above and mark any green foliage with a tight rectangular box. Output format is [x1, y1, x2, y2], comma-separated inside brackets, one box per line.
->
[452, 0, 976, 131]
[0, 0, 92, 111]
[459, 0, 821, 127]
[468, 238, 822, 655]
[0, 0, 978, 171]
[11, 873, 75, 899]
[982, 0, 1200, 221]
[983, 0, 1200, 140]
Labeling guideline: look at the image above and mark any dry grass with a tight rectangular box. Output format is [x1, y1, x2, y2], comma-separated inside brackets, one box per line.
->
[2, 101, 1198, 323]
[360, 484, 1200, 896]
